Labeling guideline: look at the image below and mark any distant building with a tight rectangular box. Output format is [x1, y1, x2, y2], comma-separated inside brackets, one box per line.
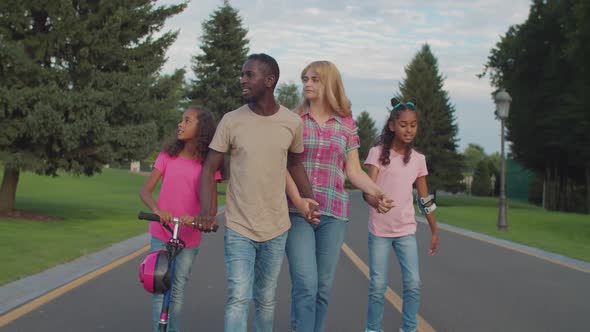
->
[130, 161, 141, 173]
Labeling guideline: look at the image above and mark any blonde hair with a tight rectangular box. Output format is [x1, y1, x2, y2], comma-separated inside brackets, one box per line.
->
[295, 61, 352, 117]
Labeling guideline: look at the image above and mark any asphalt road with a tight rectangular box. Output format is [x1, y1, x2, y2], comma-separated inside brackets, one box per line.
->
[3, 192, 589, 331]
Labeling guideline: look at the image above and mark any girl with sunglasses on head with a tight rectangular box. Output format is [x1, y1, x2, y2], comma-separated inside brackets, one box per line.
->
[363, 98, 439, 332]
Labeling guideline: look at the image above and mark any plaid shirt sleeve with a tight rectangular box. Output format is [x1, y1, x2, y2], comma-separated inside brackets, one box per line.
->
[345, 117, 360, 153]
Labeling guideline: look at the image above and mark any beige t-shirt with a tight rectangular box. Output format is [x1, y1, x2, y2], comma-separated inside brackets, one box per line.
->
[210, 104, 304, 241]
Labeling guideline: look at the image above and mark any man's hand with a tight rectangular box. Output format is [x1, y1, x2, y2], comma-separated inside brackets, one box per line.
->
[294, 197, 321, 224]
[195, 215, 218, 233]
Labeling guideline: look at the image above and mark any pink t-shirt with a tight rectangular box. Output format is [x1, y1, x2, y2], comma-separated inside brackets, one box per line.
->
[149, 152, 221, 248]
[364, 146, 428, 237]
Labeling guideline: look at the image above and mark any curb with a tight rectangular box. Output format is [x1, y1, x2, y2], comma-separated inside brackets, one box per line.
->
[0, 207, 226, 315]
[416, 216, 590, 274]
[0, 233, 150, 315]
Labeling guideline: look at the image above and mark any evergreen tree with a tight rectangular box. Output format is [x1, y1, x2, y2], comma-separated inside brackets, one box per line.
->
[356, 111, 378, 161]
[186, 1, 249, 120]
[398, 44, 463, 193]
[0, 0, 186, 212]
[482, 0, 589, 212]
[276, 82, 301, 110]
[471, 160, 492, 196]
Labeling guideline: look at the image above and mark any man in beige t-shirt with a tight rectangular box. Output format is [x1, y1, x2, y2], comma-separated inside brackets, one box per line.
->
[198, 53, 317, 332]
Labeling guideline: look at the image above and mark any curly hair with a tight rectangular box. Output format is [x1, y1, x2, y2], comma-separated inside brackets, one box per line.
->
[378, 97, 417, 166]
[162, 106, 217, 160]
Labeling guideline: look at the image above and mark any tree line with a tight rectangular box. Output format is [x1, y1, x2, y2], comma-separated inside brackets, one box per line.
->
[1, 1, 464, 212]
[481, 0, 590, 213]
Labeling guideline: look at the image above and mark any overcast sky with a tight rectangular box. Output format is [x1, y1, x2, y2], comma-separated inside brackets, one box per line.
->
[157, 0, 530, 154]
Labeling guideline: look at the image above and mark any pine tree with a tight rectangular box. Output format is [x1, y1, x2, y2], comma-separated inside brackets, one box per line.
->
[356, 111, 378, 161]
[186, 1, 249, 120]
[0, 0, 186, 212]
[398, 44, 464, 193]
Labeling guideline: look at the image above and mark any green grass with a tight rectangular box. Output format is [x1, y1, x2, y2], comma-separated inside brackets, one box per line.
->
[433, 194, 590, 262]
[0, 168, 226, 285]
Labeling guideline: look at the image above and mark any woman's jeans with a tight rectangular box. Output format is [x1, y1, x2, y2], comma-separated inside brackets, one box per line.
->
[366, 233, 420, 332]
[286, 213, 348, 332]
[151, 236, 200, 332]
[224, 227, 288, 332]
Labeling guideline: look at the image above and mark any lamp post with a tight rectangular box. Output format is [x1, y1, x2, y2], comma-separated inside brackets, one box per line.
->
[494, 88, 511, 231]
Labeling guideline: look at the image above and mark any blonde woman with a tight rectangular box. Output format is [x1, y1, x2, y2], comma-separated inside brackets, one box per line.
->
[286, 61, 392, 332]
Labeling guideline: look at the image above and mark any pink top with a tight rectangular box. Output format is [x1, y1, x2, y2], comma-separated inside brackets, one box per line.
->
[288, 111, 360, 220]
[149, 152, 221, 248]
[364, 146, 428, 237]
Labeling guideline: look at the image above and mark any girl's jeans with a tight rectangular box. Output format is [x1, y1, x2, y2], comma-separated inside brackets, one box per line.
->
[151, 236, 200, 332]
[366, 233, 420, 332]
[286, 213, 348, 332]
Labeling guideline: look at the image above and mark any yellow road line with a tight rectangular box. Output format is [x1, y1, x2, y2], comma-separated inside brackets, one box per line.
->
[341, 243, 436, 332]
[432, 222, 590, 274]
[0, 245, 150, 327]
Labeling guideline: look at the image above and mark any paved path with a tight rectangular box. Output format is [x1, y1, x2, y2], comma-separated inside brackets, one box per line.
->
[2, 192, 589, 331]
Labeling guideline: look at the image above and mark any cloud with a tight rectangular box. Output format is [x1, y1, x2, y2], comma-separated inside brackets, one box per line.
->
[156, 0, 530, 153]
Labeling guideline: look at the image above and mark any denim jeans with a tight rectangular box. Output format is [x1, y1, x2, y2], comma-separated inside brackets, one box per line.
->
[285, 213, 348, 332]
[366, 233, 420, 332]
[224, 227, 288, 332]
[150, 236, 200, 332]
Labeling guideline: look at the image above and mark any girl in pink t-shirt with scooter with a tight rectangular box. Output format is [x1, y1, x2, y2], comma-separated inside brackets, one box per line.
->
[363, 98, 439, 332]
[139, 106, 221, 332]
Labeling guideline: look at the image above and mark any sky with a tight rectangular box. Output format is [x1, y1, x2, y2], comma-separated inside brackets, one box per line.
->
[157, 0, 531, 154]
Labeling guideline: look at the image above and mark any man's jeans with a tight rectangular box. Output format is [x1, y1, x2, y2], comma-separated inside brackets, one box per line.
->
[224, 227, 288, 332]
[151, 236, 200, 332]
[285, 213, 348, 332]
[366, 233, 420, 332]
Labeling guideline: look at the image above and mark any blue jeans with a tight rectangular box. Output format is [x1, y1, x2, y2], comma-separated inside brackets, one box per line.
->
[366, 233, 420, 332]
[285, 213, 348, 332]
[224, 227, 288, 332]
[150, 236, 200, 332]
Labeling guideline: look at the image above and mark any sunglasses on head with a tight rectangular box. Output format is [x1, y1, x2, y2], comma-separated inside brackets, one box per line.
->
[392, 101, 416, 111]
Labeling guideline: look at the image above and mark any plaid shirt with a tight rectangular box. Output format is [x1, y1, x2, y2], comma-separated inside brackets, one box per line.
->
[289, 110, 360, 220]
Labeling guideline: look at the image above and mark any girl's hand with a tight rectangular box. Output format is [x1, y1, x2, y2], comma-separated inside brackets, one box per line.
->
[155, 209, 173, 224]
[429, 233, 439, 256]
[180, 215, 195, 226]
[376, 195, 394, 214]
[363, 193, 381, 210]
[294, 197, 321, 224]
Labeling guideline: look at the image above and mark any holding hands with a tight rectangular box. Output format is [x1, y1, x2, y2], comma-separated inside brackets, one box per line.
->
[364, 192, 394, 214]
[293, 197, 321, 224]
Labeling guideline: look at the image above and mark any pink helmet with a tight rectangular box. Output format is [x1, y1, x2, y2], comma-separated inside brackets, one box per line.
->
[138, 250, 171, 294]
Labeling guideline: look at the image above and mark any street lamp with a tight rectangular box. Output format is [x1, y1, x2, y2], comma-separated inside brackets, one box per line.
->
[494, 88, 511, 231]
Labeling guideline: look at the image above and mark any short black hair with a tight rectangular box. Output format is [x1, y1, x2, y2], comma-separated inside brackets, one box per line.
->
[247, 53, 280, 88]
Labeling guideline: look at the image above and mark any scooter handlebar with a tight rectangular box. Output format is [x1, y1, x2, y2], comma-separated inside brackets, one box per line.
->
[138, 211, 160, 221]
[137, 211, 219, 232]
